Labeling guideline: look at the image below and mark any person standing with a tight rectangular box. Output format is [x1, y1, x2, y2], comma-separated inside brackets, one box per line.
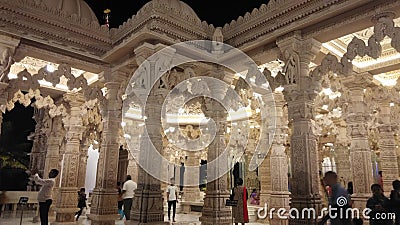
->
[378, 171, 384, 190]
[32, 168, 59, 225]
[389, 180, 400, 225]
[122, 175, 137, 220]
[166, 178, 178, 222]
[75, 188, 87, 221]
[323, 171, 352, 225]
[116, 182, 124, 220]
[367, 184, 392, 225]
[232, 178, 249, 225]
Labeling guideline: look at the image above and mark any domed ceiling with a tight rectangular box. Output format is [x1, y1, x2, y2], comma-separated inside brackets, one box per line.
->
[83, 0, 268, 28]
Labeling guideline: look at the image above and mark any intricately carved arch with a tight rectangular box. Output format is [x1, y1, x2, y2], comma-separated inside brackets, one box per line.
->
[310, 14, 400, 83]
[0, 88, 67, 118]
[0, 62, 105, 117]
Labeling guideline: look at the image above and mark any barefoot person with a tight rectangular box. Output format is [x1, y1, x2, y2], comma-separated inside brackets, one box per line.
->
[32, 169, 59, 225]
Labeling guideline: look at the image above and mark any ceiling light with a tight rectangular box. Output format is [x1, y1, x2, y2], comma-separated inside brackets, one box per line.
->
[323, 88, 333, 96]
[46, 64, 55, 72]
[8, 73, 17, 79]
[275, 86, 284, 92]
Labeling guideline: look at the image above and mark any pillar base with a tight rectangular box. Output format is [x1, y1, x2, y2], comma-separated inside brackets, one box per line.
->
[51, 206, 79, 224]
[200, 191, 231, 225]
[125, 221, 169, 225]
[87, 214, 120, 225]
[351, 193, 370, 211]
[50, 222, 78, 225]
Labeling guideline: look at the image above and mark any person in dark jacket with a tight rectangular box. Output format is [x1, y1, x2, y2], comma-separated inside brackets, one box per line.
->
[75, 188, 87, 221]
[366, 184, 392, 225]
[389, 180, 400, 225]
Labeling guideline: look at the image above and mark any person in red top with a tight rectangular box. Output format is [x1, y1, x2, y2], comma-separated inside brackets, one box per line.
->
[378, 171, 383, 190]
[232, 178, 249, 225]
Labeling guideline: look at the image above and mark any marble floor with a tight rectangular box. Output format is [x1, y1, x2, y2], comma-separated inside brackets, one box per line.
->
[0, 210, 267, 225]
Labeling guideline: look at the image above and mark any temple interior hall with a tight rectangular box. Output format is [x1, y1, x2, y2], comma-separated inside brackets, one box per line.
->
[1, 0, 400, 225]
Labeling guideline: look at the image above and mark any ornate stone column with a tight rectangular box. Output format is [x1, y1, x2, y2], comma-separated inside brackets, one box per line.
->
[183, 151, 201, 202]
[130, 92, 165, 223]
[334, 144, 351, 185]
[127, 153, 139, 183]
[117, 147, 129, 183]
[259, 151, 272, 206]
[129, 43, 173, 224]
[44, 115, 64, 185]
[88, 81, 123, 225]
[0, 34, 20, 83]
[199, 99, 231, 225]
[39, 115, 64, 222]
[334, 120, 351, 186]
[77, 141, 89, 189]
[372, 86, 399, 193]
[269, 92, 290, 225]
[342, 74, 374, 211]
[52, 92, 85, 225]
[30, 107, 47, 174]
[274, 32, 322, 225]
[0, 83, 6, 137]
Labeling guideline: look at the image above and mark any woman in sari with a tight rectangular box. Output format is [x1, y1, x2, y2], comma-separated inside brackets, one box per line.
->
[232, 178, 249, 225]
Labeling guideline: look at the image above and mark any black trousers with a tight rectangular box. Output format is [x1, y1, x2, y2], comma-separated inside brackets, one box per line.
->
[118, 200, 123, 210]
[123, 198, 133, 220]
[39, 199, 52, 225]
[168, 200, 177, 220]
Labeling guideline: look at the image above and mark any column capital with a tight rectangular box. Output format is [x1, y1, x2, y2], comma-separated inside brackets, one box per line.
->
[0, 35, 20, 82]
[341, 73, 374, 91]
[277, 31, 321, 60]
[63, 92, 85, 107]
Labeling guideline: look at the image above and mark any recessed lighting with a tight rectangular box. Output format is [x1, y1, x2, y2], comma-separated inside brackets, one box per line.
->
[46, 64, 55, 72]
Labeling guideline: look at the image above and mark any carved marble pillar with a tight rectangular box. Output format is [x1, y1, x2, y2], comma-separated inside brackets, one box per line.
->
[374, 86, 399, 193]
[0, 34, 20, 83]
[77, 141, 89, 189]
[52, 92, 85, 225]
[200, 99, 231, 225]
[44, 115, 64, 185]
[0, 110, 2, 137]
[259, 151, 272, 206]
[117, 147, 129, 184]
[30, 107, 46, 174]
[130, 92, 165, 224]
[183, 151, 201, 202]
[342, 74, 374, 211]
[277, 33, 322, 225]
[334, 144, 351, 186]
[43, 116, 64, 221]
[128, 42, 175, 224]
[334, 119, 351, 186]
[87, 82, 122, 225]
[269, 92, 290, 225]
[127, 153, 139, 183]
[0, 83, 5, 137]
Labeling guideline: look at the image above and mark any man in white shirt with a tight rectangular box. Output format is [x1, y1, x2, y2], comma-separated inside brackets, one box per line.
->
[32, 169, 59, 225]
[122, 175, 137, 220]
[166, 178, 178, 222]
